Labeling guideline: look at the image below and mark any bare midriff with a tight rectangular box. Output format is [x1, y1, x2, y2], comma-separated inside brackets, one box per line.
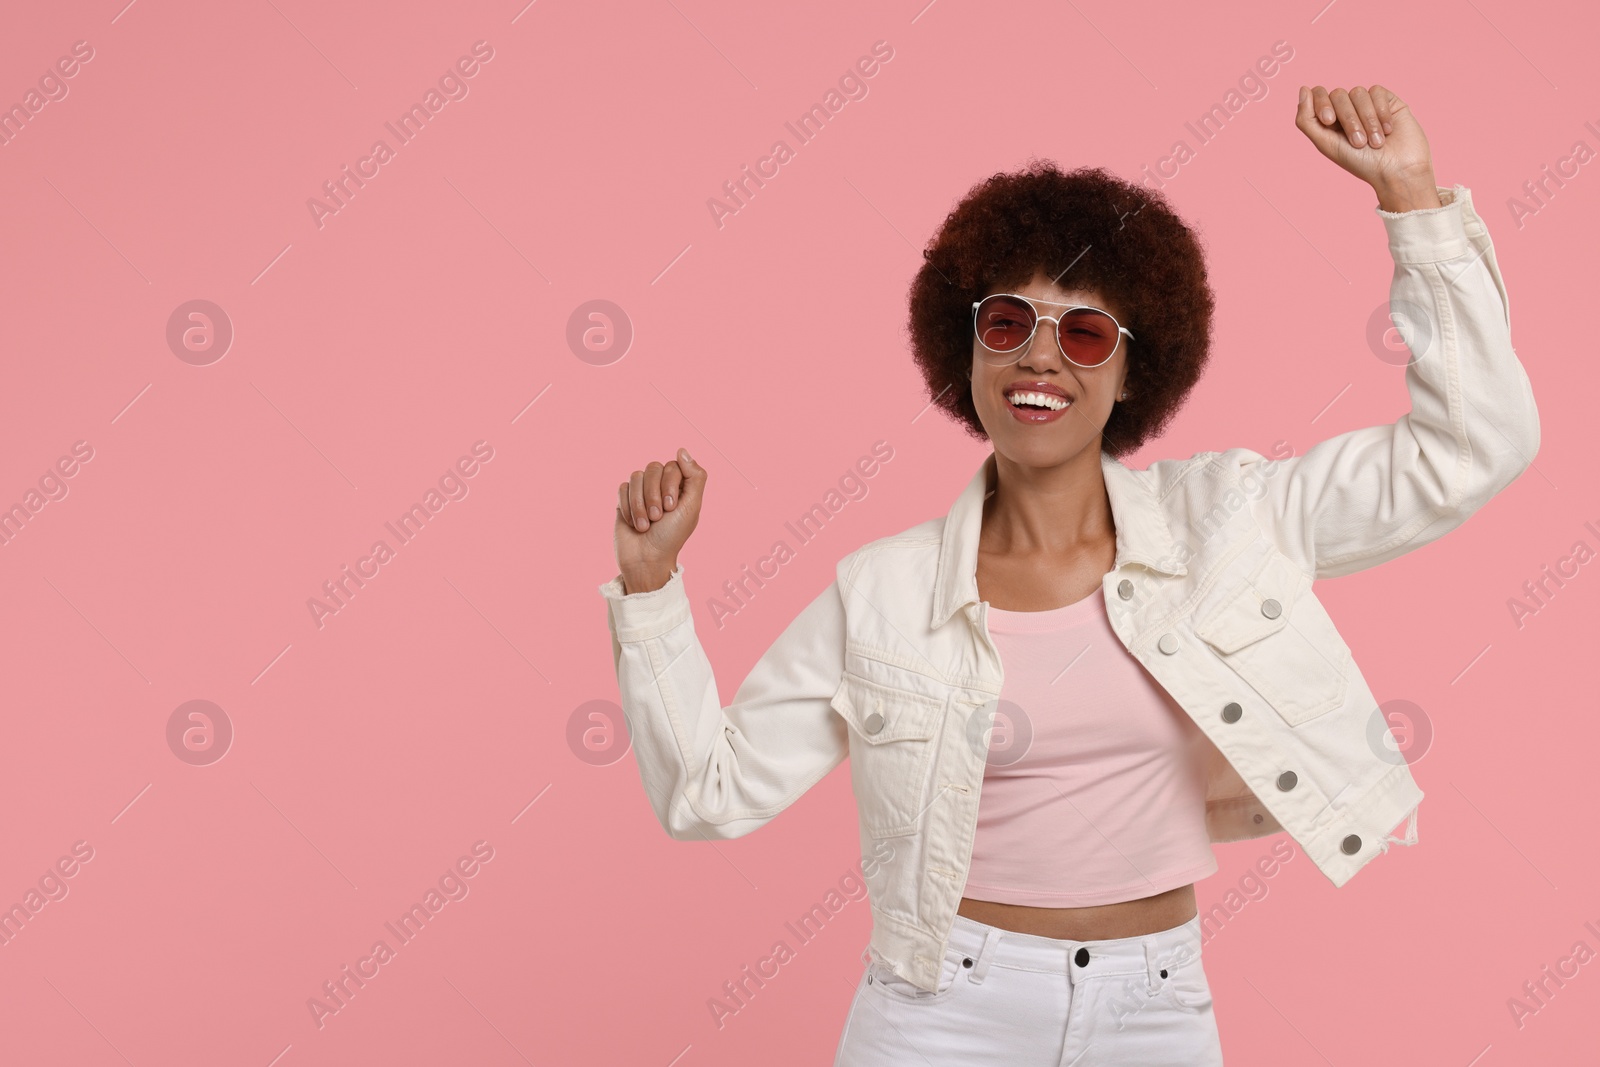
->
[957, 883, 1196, 941]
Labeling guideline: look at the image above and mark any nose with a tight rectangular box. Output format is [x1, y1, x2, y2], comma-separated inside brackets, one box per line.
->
[1017, 315, 1067, 370]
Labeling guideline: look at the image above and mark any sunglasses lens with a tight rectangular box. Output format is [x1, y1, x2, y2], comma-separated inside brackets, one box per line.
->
[975, 296, 1037, 360]
[1057, 308, 1120, 367]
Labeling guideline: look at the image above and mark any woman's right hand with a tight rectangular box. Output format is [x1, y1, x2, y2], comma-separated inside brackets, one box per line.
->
[614, 448, 705, 594]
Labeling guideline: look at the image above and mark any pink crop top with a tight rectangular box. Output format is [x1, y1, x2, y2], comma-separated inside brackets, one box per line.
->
[963, 591, 1218, 908]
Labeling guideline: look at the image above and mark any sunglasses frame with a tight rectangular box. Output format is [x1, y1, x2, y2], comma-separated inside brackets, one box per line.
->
[971, 293, 1135, 369]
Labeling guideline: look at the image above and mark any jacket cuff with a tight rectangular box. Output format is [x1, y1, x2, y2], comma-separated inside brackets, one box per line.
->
[598, 563, 692, 641]
[1374, 184, 1472, 264]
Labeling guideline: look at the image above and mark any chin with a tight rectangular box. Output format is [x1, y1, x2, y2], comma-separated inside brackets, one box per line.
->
[992, 431, 1086, 468]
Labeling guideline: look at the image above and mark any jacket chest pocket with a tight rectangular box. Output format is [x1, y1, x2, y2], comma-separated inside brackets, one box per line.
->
[1193, 554, 1351, 727]
[831, 673, 948, 838]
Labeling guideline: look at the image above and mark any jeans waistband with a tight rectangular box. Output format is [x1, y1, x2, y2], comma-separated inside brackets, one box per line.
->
[946, 911, 1203, 982]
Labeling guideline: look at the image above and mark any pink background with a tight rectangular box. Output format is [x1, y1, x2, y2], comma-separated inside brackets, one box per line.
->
[1, 0, 1596, 1063]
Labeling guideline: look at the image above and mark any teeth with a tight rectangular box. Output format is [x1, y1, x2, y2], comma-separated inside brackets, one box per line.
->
[1007, 391, 1069, 411]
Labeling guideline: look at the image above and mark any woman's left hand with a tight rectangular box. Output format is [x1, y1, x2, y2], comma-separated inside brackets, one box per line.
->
[1296, 84, 1435, 198]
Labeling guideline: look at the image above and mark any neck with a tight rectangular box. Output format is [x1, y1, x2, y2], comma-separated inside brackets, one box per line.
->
[982, 447, 1113, 555]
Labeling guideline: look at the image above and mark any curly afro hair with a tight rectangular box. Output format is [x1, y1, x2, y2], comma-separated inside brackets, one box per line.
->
[907, 160, 1215, 457]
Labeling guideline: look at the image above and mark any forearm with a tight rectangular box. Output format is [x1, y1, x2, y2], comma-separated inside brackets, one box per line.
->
[598, 565, 852, 839]
[1243, 184, 1538, 579]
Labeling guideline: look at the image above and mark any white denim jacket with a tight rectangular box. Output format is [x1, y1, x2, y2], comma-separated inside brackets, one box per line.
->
[599, 184, 1539, 993]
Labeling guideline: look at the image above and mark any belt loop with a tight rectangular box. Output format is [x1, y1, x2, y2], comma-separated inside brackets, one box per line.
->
[966, 925, 1005, 985]
[1144, 940, 1165, 995]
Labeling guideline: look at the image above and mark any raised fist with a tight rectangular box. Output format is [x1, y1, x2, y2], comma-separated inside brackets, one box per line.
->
[614, 447, 705, 594]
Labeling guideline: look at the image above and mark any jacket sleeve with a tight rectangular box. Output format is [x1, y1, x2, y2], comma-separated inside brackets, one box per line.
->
[597, 562, 850, 840]
[1238, 183, 1540, 580]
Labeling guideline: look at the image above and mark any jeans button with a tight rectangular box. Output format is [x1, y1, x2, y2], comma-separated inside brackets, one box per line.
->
[1074, 947, 1090, 966]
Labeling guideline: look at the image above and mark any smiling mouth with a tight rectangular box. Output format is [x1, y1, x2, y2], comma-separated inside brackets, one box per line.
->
[1006, 390, 1071, 411]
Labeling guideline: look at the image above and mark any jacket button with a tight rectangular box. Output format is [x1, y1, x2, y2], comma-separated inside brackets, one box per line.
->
[1276, 771, 1297, 791]
[1074, 947, 1090, 966]
[1261, 598, 1282, 619]
[1158, 633, 1179, 654]
[1221, 702, 1242, 723]
[1117, 579, 1134, 600]
[1341, 834, 1362, 855]
[864, 712, 885, 734]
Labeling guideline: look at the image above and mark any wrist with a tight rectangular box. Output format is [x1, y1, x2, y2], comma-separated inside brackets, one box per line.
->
[621, 562, 677, 595]
[1373, 173, 1442, 213]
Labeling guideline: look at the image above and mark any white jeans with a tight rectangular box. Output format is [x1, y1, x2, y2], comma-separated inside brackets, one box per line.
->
[833, 912, 1224, 1065]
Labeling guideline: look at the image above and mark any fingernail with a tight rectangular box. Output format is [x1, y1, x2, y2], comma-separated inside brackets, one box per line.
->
[664, 495, 674, 507]
[1353, 129, 1365, 144]
[1322, 108, 1334, 122]
[649, 505, 661, 519]
[1371, 130, 1382, 145]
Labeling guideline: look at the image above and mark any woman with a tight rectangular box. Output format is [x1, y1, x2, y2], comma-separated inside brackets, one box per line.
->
[599, 84, 1539, 1064]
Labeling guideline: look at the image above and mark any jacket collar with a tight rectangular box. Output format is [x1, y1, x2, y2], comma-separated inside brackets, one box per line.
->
[930, 450, 1188, 629]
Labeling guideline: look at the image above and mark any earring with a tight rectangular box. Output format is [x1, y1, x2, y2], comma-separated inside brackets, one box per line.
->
[1119, 391, 1128, 401]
